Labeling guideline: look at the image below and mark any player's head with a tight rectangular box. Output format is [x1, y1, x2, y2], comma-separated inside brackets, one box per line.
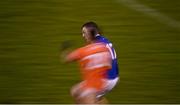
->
[81, 22, 100, 43]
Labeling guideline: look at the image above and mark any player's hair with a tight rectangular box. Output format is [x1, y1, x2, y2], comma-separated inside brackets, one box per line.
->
[82, 22, 100, 37]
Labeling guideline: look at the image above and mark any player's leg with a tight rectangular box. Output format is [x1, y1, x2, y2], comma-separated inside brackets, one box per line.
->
[96, 96, 109, 104]
[70, 82, 84, 103]
[96, 77, 119, 104]
[77, 88, 97, 104]
[70, 81, 98, 104]
[78, 89, 109, 104]
[71, 84, 80, 97]
[80, 93, 97, 104]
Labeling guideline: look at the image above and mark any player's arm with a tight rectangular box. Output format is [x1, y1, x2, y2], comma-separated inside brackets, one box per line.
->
[59, 40, 83, 63]
[65, 48, 82, 62]
[60, 40, 74, 63]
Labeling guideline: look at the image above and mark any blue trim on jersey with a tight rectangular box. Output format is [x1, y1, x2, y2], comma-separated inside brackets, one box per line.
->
[96, 35, 119, 79]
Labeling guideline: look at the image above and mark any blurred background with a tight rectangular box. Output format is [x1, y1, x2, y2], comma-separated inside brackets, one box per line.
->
[0, 0, 180, 104]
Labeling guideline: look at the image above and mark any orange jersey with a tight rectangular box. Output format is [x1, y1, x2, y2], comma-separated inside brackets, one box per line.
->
[67, 43, 112, 90]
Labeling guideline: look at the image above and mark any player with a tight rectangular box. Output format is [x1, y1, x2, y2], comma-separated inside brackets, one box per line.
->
[82, 22, 119, 97]
[63, 22, 119, 104]
[82, 22, 119, 79]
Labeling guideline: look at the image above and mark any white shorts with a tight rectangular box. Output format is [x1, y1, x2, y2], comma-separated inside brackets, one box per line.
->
[79, 77, 119, 98]
[97, 77, 119, 98]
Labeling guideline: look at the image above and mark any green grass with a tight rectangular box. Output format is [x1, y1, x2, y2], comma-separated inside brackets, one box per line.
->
[0, 0, 180, 103]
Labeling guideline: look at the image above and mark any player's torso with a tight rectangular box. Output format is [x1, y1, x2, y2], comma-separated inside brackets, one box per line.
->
[78, 43, 112, 80]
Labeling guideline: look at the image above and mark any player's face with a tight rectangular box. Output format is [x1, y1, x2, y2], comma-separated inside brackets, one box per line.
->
[82, 27, 92, 43]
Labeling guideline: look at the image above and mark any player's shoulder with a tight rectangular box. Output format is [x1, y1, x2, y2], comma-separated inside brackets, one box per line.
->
[77, 42, 107, 58]
[96, 34, 111, 44]
[86, 42, 106, 49]
[83, 42, 107, 53]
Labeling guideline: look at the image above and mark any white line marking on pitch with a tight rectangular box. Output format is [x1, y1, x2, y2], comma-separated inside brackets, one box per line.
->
[116, 0, 180, 29]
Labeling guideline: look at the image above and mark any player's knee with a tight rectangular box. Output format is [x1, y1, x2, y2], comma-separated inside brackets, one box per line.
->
[97, 97, 109, 104]
[70, 87, 76, 97]
[70, 84, 81, 97]
[81, 93, 97, 104]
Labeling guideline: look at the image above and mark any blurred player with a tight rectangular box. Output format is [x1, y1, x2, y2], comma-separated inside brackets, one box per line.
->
[63, 22, 119, 104]
[82, 22, 119, 98]
[82, 22, 119, 80]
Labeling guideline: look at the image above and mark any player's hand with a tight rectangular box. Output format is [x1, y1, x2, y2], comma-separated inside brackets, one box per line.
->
[59, 40, 73, 63]
[60, 40, 73, 52]
[60, 50, 70, 63]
